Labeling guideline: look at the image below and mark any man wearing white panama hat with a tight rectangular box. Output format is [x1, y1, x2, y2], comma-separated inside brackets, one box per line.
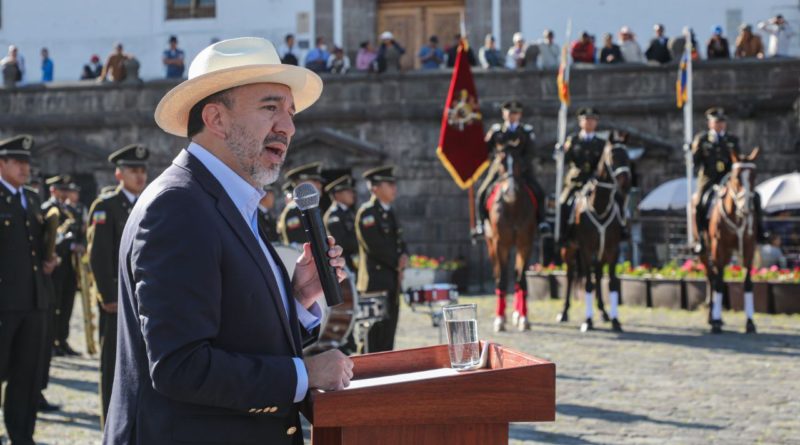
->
[104, 37, 353, 445]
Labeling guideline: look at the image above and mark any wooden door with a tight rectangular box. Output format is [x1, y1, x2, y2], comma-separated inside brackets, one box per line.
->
[377, 1, 464, 71]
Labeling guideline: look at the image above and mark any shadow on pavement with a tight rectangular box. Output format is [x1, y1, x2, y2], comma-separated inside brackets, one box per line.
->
[49, 375, 98, 395]
[38, 409, 101, 432]
[557, 403, 721, 430]
[509, 425, 605, 444]
[614, 327, 800, 358]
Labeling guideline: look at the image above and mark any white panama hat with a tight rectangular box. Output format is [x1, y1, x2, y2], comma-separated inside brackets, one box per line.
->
[380, 31, 394, 40]
[154, 37, 323, 137]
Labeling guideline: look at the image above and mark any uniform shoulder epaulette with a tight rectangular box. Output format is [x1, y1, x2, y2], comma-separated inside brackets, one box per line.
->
[523, 124, 534, 132]
[490, 123, 502, 132]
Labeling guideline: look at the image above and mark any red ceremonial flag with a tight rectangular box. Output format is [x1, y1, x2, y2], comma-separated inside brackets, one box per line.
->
[436, 40, 488, 190]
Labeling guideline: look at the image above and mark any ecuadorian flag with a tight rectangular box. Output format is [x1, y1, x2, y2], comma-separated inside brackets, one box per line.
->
[676, 52, 688, 108]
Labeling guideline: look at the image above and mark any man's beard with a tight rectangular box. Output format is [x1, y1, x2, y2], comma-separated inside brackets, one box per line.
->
[225, 122, 283, 187]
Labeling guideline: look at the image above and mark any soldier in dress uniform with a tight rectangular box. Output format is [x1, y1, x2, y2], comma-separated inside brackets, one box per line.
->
[323, 174, 358, 272]
[257, 184, 280, 243]
[692, 107, 766, 253]
[475, 100, 548, 236]
[355, 166, 408, 353]
[42, 176, 83, 357]
[87, 143, 148, 428]
[558, 108, 607, 245]
[277, 162, 324, 245]
[0, 135, 58, 445]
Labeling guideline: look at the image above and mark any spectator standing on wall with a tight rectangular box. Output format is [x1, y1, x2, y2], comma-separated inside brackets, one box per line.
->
[305, 37, 330, 73]
[162, 35, 185, 79]
[98, 42, 128, 82]
[734, 24, 764, 59]
[618, 26, 644, 63]
[706, 26, 730, 59]
[279, 33, 299, 65]
[570, 32, 595, 64]
[537, 29, 560, 69]
[446, 34, 476, 67]
[599, 33, 623, 64]
[419, 36, 445, 69]
[758, 14, 795, 57]
[1, 45, 22, 88]
[41, 47, 54, 82]
[376, 31, 405, 73]
[81, 55, 102, 80]
[327, 47, 351, 74]
[356, 41, 377, 72]
[645, 24, 671, 64]
[478, 34, 503, 68]
[505, 32, 526, 68]
[669, 27, 699, 61]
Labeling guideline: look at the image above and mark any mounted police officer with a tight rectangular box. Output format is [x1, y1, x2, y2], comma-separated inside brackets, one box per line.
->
[692, 107, 766, 254]
[558, 107, 607, 245]
[277, 162, 324, 245]
[323, 174, 358, 272]
[0, 135, 59, 444]
[475, 100, 548, 236]
[87, 143, 149, 428]
[356, 166, 407, 352]
[257, 184, 280, 243]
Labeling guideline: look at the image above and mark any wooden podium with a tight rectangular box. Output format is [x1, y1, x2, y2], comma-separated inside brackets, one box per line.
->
[311, 343, 555, 444]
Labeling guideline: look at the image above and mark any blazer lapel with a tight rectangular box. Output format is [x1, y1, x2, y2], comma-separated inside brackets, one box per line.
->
[173, 150, 298, 353]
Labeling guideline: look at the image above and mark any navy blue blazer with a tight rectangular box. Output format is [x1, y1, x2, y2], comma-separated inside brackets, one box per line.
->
[103, 150, 316, 445]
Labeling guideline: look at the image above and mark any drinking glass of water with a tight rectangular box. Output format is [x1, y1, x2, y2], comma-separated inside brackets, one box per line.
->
[442, 304, 480, 370]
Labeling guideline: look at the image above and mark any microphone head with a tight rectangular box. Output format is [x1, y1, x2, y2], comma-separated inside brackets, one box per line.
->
[293, 182, 320, 210]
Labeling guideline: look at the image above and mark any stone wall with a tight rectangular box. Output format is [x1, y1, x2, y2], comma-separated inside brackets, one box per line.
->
[1, 59, 798, 284]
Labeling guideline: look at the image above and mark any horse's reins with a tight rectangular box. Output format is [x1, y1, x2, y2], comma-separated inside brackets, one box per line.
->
[715, 162, 756, 259]
[578, 149, 628, 259]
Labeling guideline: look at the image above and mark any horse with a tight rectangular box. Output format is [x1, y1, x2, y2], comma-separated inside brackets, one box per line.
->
[484, 148, 538, 332]
[559, 138, 631, 332]
[700, 148, 760, 334]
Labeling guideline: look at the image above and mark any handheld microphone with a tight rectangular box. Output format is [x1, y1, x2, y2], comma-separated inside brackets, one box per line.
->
[293, 182, 344, 307]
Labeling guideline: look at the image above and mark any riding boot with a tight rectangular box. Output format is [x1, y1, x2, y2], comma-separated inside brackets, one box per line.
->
[472, 189, 488, 238]
[694, 201, 707, 254]
[536, 192, 550, 234]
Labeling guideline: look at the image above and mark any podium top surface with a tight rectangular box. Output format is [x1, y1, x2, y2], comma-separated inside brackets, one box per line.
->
[312, 343, 555, 427]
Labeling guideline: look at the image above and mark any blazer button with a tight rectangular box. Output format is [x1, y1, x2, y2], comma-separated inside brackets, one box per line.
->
[269, 407, 278, 413]
[286, 426, 297, 436]
[248, 408, 258, 413]
[33, 265, 38, 271]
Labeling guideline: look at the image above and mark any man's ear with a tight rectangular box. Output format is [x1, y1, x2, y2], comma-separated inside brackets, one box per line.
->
[201, 102, 230, 139]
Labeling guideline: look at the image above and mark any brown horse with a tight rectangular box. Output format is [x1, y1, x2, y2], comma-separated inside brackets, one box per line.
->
[559, 140, 631, 332]
[484, 149, 538, 332]
[700, 148, 760, 334]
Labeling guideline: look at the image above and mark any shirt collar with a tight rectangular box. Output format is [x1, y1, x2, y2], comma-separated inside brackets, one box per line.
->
[580, 131, 595, 140]
[0, 176, 21, 195]
[120, 187, 138, 204]
[379, 200, 391, 211]
[337, 202, 349, 211]
[187, 142, 265, 224]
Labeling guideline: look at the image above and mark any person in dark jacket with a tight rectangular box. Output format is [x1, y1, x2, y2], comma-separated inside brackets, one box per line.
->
[645, 24, 671, 64]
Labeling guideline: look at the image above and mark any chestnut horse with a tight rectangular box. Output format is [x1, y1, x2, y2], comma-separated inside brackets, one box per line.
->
[484, 149, 538, 332]
[700, 148, 760, 334]
[559, 140, 631, 332]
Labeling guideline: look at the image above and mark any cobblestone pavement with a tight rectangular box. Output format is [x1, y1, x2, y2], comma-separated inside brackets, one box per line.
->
[3, 293, 798, 444]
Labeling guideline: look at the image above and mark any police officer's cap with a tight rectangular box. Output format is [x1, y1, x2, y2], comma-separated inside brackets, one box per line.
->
[285, 162, 324, 185]
[45, 175, 80, 191]
[501, 101, 524, 113]
[363, 165, 396, 184]
[577, 108, 599, 119]
[705, 107, 726, 121]
[109, 143, 149, 167]
[324, 174, 355, 194]
[0, 135, 34, 161]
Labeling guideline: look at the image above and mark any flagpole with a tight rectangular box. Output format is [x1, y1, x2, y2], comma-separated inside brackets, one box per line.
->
[683, 28, 695, 246]
[554, 18, 572, 244]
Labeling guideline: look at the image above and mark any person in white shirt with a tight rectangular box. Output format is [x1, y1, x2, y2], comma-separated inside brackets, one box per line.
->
[537, 29, 560, 69]
[758, 14, 795, 57]
[505, 32, 526, 69]
[618, 26, 644, 63]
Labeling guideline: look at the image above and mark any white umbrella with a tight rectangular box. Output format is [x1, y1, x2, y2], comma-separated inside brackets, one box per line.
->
[639, 177, 697, 211]
[756, 172, 800, 213]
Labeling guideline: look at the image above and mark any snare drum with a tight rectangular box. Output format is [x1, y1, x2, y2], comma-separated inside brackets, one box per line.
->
[273, 244, 358, 354]
[404, 283, 459, 305]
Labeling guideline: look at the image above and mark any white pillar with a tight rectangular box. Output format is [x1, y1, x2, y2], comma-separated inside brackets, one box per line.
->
[492, 0, 501, 48]
[333, 0, 343, 48]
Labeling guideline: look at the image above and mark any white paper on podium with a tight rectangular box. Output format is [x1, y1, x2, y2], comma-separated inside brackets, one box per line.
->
[344, 367, 460, 390]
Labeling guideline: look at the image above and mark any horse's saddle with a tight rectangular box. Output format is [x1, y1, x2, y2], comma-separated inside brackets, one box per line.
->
[485, 181, 538, 214]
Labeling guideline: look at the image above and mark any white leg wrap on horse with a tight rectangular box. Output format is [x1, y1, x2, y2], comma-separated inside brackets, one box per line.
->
[744, 291, 754, 319]
[585, 291, 594, 319]
[609, 291, 619, 319]
[712, 291, 723, 321]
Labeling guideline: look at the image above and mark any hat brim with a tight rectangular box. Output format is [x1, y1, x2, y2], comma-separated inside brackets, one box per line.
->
[155, 64, 323, 137]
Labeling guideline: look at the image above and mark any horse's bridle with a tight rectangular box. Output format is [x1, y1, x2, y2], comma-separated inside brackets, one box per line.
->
[716, 161, 757, 257]
[578, 146, 629, 258]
